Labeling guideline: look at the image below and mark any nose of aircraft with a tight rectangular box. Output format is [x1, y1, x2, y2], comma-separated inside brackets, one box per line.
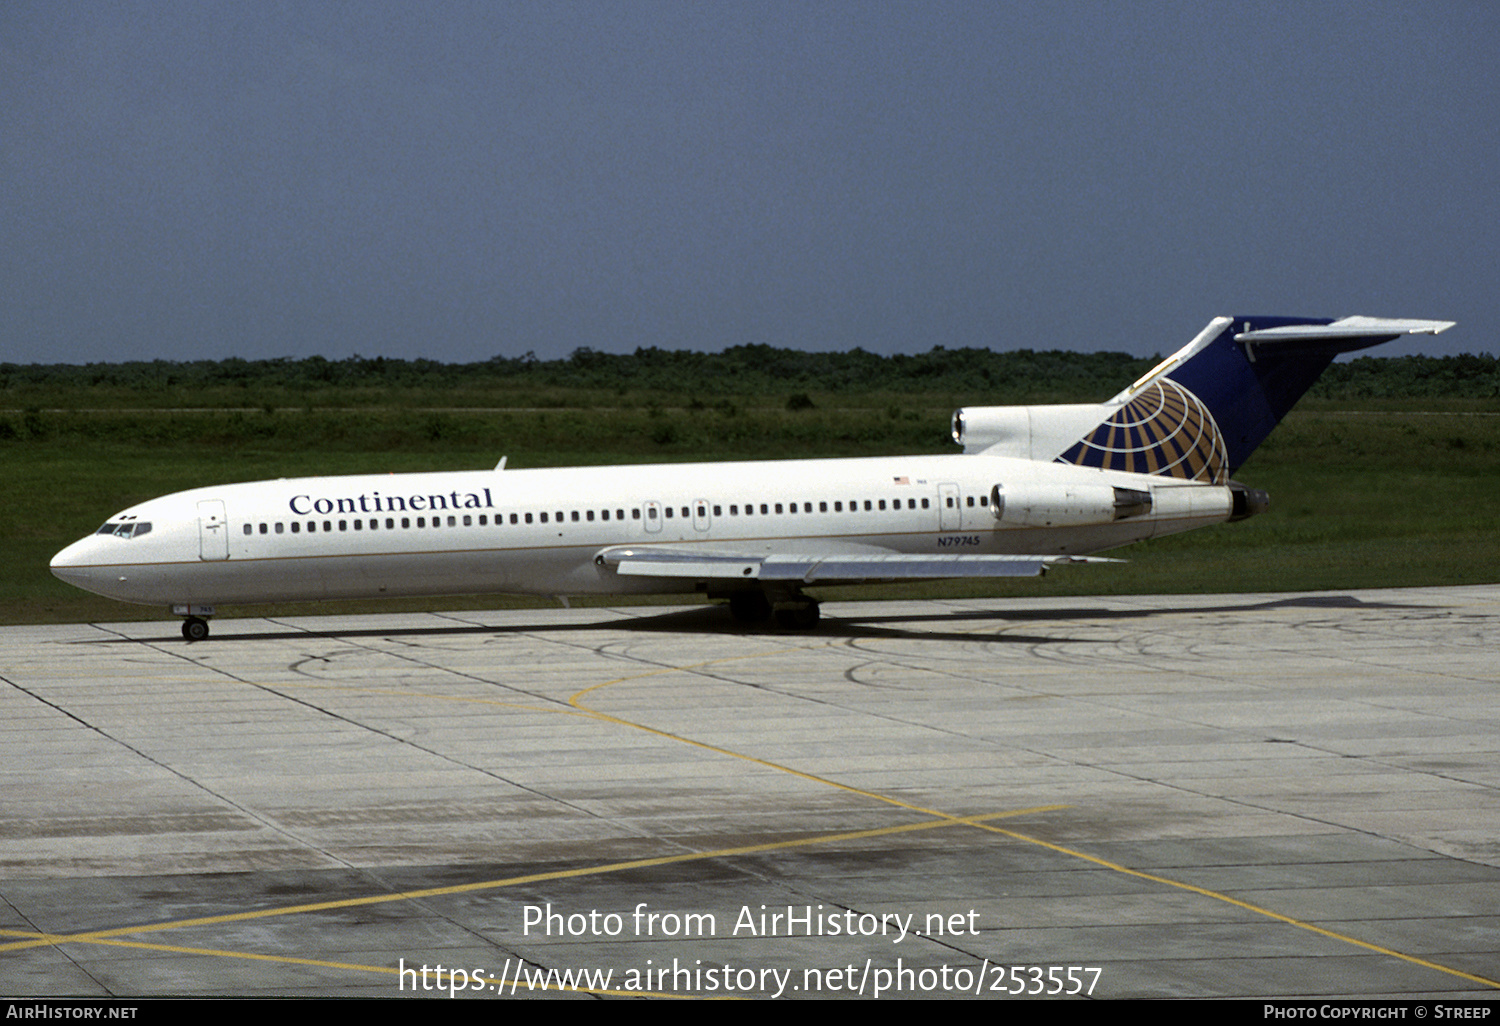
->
[50, 535, 113, 595]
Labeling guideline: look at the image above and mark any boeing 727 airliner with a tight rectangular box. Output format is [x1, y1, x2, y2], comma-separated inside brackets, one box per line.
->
[51, 314, 1453, 639]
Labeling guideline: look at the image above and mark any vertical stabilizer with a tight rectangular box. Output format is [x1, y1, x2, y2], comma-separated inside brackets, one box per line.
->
[1057, 315, 1454, 477]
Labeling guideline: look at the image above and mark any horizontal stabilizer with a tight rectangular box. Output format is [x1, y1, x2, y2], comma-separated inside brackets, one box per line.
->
[1125, 313, 1457, 474]
[597, 547, 1118, 584]
[1234, 316, 1455, 352]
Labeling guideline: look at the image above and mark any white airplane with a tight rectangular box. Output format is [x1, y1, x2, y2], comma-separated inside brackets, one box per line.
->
[51, 314, 1453, 640]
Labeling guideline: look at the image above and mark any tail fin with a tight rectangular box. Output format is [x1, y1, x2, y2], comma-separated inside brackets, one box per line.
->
[1064, 315, 1454, 478]
[956, 315, 1454, 480]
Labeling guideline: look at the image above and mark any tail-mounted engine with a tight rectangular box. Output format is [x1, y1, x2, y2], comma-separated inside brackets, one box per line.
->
[990, 484, 1153, 528]
[1227, 480, 1270, 521]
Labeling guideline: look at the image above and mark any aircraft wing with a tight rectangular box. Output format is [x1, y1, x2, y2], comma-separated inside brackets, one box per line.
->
[595, 547, 1119, 584]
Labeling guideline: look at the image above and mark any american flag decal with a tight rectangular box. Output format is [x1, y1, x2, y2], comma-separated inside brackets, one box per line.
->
[1055, 379, 1228, 484]
[893, 476, 910, 485]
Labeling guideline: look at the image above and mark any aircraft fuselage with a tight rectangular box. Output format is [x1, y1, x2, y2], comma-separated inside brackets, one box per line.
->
[50, 453, 1231, 608]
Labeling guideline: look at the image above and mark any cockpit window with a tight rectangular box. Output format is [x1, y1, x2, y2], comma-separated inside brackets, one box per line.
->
[95, 521, 151, 539]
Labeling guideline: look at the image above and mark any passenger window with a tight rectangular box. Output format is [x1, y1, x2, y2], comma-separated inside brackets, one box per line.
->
[525, 513, 533, 524]
[644, 508, 653, 520]
[616, 509, 624, 520]
[760, 504, 769, 515]
[864, 501, 872, 511]
[291, 522, 300, 534]
[966, 496, 975, 507]
[417, 517, 426, 528]
[259, 523, 268, 534]
[540, 512, 548, 524]
[665, 508, 673, 518]
[600, 510, 608, 521]
[819, 502, 827, 512]
[775, 503, 783, 514]
[978, 495, 987, 507]
[339, 521, 347, 531]
[922, 498, 930, 509]
[878, 500, 886, 511]
[463, 515, 471, 526]
[834, 502, 842, 512]
[713, 505, 721, 516]
[402, 518, 410, 529]
[243, 524, 252, 535]
[353, 520, 361, 530]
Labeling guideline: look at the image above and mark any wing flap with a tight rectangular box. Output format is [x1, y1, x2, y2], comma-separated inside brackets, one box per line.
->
[596, 547, 1117, 584]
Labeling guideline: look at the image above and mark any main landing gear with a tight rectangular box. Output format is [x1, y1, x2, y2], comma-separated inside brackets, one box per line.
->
[726, 589, 821, 631]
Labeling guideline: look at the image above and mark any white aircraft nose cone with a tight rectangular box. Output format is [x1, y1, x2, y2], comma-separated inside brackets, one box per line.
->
[51, 537, 85, 570]
[50, 537, 109, 590]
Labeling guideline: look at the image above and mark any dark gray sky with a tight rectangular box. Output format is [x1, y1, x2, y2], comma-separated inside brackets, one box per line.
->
[3, 1, 1494, 364]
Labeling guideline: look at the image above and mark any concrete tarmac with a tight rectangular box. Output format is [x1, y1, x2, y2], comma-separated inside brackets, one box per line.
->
[1, 587, 1497, 999]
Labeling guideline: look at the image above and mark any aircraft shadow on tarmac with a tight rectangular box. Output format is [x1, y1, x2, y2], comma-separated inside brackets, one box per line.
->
[77, 593, 1434, 648]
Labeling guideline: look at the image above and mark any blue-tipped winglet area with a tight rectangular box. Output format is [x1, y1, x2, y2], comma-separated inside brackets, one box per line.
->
[1156, 315, 1454, 474]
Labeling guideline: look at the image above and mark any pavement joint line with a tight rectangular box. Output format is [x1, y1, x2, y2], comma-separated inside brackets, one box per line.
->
[962, 820, 1500, 990]
[567, 647, 1500, 993]
[7, 609, 1495, 994]
[0, 807, 1060, 954]
[9, 936, 695, 999]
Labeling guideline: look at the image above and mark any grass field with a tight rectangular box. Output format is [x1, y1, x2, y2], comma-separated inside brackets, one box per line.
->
[4, 397, 1496, 625]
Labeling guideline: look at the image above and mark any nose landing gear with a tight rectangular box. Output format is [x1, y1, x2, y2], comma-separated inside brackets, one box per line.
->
[171, 605, 216, 642]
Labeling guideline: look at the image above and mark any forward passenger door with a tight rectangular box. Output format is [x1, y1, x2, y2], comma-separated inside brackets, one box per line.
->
[198, 500, 229, 561]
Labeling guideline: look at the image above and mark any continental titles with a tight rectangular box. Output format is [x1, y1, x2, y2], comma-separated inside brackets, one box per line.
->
[289, 488, 493, 517]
